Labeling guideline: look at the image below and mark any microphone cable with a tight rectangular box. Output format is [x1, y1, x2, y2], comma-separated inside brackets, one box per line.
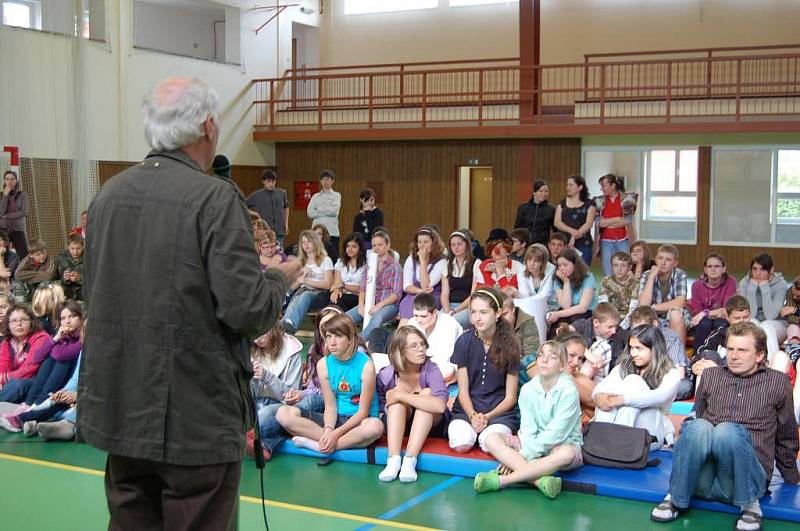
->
[250, 381, 270, 531]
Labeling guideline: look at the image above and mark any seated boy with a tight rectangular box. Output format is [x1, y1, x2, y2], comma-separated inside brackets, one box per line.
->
[651, 322, 799, 530]
[498, 292, 540, 386]
[570, 302, 629, 383]
[547, 232, 570, 267]
[406, 293, 463, 383]
[14, 239, 56, 297]
[692, 295, 752, 372]
[638, 244, 689, 344]
[56, 233, 84, 301]
[510, 228, 530, 264]
[598, 251, 639, 327]
[630, 305, 692, 400]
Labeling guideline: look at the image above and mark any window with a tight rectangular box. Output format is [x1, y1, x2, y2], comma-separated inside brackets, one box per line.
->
[777, 150, 800, 223]
[711, 147, 800, 246]
[449, 0, 518, 6]
[3, 1, 33, 28]
[645, 149, 698, 220]
[344, 0, 438, 15]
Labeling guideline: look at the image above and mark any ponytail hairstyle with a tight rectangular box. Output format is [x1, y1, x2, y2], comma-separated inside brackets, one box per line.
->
[616, 324, 674, 389]
[308, 306, 344, 375]
[470, 287, 521, 372]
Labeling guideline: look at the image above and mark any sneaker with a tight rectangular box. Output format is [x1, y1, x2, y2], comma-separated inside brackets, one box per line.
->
[650, 498, 683, 523]
[23, 420, 38, 437]
[37, 420, 76, 440]
[245, 429, 272, 461]
[0, 415, 21, 433]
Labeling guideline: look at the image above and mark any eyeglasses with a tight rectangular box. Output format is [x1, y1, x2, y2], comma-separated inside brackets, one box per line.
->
[406, 342, 427, 351]
[9, 318, 31, 325]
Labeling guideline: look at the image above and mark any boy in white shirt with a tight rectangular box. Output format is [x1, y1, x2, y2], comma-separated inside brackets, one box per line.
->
[407, 293, 463, 383]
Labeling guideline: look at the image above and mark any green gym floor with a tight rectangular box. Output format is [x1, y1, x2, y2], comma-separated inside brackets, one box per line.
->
[0, 432, 796, 531]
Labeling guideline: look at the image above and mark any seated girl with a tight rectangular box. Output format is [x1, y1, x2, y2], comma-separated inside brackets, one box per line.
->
[276, 313, 384, 453]
[252, 218, 270, 244]
[251, 323, 303, 460]
[592, 324, 681, 449]
[448, 288, 521, 454]
[629, 240, 655, 281]
[474, 340, 583, 498]
[313, 223, 339, 263]
[687, 253, 737, 349]
[377, 326, 448, 482]
[258, 230, 287, 271]
[559, 333, 597, 426]
[0, 305, 50, 394]
[399, 227, 447, 322]
[0, 301, 82, 411]
[546, 248, 598, 333]
[512, 243, 556, 341]
[346, 229, 404, 337]
[282, 230, 334, 333]
[9, 355, 82, 439]
[472, 229, 523, 296]
[440, 230, 475, 328]
[324, 232, 366, 313]
[737, 252, 789, 360]
[32, 282, 66, 335]
[0, 292, 13, 339]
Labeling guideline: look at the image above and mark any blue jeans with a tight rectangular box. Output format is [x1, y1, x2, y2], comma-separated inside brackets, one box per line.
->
[283, 289, 323, 332]
[669, 419, 767, 508]
[346, 303, 399, 337]
[451, 303, 471, 328]
[574, 243, 593, 267]
[0, 378, 32, 403]
[261, 393, 325, 453]
[600, 238, 630, 277]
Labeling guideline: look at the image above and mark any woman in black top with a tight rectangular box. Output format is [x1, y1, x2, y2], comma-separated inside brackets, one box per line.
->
[441, 230, 475, 328]
[352, 188, 384, 249]
[554, 175, 596, 266]
[514, 180, 555, 246]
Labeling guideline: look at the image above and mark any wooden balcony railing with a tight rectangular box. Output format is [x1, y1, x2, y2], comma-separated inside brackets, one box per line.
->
[253, 48, 800, 133]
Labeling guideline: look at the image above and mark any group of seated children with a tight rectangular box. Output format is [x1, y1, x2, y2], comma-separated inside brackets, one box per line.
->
[245, 214, 799, 531]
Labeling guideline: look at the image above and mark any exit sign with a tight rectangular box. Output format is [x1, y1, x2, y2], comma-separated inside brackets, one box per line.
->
[467, 158, 480, 166]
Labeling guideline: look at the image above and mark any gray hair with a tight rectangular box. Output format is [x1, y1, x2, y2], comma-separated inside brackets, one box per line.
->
[142, 77, 219, 151]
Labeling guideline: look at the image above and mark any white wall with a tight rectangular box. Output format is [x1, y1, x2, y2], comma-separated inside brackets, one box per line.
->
[320, 0, 800, 66]
[0, 0, 320, 166]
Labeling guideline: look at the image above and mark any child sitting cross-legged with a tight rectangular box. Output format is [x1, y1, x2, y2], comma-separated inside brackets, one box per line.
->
[377, 325, 448, 483]
[474, 340, 583, 498]
[276, 313, 384, 453]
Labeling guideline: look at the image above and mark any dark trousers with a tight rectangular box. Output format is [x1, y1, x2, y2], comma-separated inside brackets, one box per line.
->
[25, 356, 78, 405]
[9, 231, 28, 260]
[105, 454, 242, 531]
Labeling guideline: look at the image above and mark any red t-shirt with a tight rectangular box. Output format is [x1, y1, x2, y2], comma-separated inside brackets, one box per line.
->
[600, 194, 628, 241]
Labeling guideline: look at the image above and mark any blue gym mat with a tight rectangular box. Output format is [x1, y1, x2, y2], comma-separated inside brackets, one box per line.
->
[276, 441, 800, 522]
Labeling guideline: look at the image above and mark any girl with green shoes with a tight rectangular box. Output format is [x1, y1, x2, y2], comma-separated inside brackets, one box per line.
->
[474, 340, 583, 498]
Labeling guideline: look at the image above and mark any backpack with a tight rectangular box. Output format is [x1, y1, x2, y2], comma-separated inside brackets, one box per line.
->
[581, 422, 661, 470]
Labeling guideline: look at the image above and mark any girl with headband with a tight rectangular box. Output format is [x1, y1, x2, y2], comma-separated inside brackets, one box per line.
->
[447, 287, 521, 454]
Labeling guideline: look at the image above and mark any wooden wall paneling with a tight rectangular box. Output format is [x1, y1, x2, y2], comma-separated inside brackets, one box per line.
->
[98, 161, 136, 186]
[231, 165, 275, 197]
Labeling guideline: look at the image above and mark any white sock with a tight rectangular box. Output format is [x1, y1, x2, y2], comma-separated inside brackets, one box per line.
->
[379, 455, 402, 482]
[399, 456, 418, 483]
[292, 436, 320, 452]
[736, 501, 762, 531]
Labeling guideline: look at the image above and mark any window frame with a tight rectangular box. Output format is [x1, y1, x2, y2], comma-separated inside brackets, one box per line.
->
[449, 0, 518, 7]
[2, 0, 40, 30]
[709, 145, 800, 248]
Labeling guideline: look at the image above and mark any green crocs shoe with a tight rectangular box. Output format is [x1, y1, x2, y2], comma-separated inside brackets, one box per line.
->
[474, 470, 501, 493]
[536, 476, 562, 499]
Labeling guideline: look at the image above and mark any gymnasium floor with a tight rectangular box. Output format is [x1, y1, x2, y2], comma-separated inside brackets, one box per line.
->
[1, 431, 797, 531]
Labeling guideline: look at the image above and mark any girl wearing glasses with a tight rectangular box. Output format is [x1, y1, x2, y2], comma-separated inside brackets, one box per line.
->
[377, 325, 448, 483]
[0, 305, 50, 391]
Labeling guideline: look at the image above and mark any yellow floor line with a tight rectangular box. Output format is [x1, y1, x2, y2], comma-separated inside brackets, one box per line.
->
[0, 452, 442, 531]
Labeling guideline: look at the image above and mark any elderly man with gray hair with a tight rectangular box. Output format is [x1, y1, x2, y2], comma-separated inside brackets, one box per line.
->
[77, 77, 297, 530]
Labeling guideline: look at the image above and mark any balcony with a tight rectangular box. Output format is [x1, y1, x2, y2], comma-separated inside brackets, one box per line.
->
[252, 44, 800, 141]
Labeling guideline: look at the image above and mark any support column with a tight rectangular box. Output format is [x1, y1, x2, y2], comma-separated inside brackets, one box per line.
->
[519, 0, 540, 124]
